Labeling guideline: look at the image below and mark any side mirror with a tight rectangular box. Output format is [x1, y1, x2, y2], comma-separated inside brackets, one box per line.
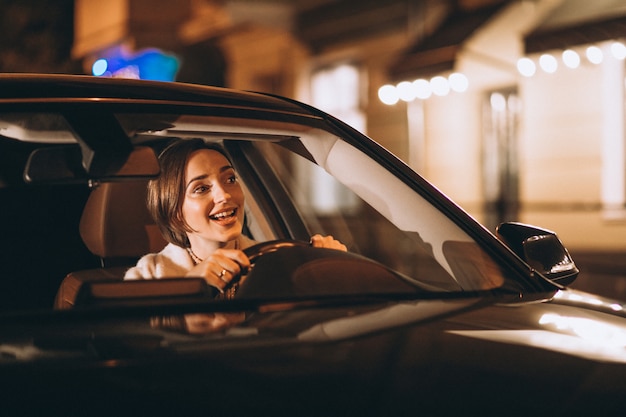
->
[496, 222, 579, 286]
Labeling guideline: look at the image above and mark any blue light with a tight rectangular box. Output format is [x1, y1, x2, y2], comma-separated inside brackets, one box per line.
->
[133, 49, 179, 81]
[92, 58, 108, 76]
[92, 47, 179, 81]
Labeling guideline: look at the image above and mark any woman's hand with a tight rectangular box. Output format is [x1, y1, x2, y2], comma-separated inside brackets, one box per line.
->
[186, 248, 251, 292]
[309, 234, 347, 252]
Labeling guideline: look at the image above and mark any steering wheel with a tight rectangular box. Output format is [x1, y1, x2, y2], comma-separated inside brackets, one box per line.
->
[231, 239, 311, 298]
[243, 239, 310, 265]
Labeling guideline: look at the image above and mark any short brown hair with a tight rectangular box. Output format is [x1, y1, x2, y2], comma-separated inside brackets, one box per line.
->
[147, 138, 232, 248]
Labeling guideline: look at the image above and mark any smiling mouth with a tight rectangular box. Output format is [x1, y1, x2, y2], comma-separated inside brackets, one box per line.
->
[209, 208, 237, 221]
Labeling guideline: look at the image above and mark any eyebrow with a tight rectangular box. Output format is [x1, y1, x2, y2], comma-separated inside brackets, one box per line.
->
[186, 165, 234, 188]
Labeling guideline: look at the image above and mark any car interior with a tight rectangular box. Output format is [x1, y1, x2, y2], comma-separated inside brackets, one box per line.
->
[0, 109, 545, 313]
[53, 180, 168, 309]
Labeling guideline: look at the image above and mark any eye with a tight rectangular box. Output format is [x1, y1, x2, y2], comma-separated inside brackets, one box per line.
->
[226, 174, 238, 184]
[192, 184, 211, 194]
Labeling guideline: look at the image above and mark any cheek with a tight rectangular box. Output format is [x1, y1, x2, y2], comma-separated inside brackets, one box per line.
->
[232, 185, 245, 204]
[182, 198, 209, 222]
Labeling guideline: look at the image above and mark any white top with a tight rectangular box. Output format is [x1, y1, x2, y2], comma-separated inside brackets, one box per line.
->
[124, 235, 256, 279]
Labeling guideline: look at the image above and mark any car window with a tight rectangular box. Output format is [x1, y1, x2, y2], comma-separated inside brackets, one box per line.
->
[0, 109, 523, 314]
[252, 139, 509, 292]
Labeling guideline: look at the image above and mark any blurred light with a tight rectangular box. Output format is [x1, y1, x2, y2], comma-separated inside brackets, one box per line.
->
[562, 49, 580, 69]
[113, 65, 140, 79]
[611, 41, 626, 60]
[540, 313, 626, 347]
[517, 57, 536, 77]
[334, 64, 359, 109]
[413, 79, 432, 99]
[93, 47, 179, 81]
[397, 81, 416, 102]
[448, 72, 469, 92]
[539, 53, 558, 73]
[490, 92, 506, 112]
[430, 76, 450, 96]
[586, 46, 603, 64]
[379, 72, 468, 104]
[507, 94, 521, 113]
[378, 84, 399, 105]
[451, 325, 626, 363]
[92, 59, 108, 76]
[312, 65, 360, 111]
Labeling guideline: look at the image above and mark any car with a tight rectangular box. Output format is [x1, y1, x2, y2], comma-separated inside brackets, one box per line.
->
[0, 73, 625, 416]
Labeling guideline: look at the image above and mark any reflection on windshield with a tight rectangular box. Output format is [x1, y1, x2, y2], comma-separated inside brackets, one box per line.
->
[0, 113, 77, 143]
[256, 140, 506, 293]
[151, 313, 247, 335]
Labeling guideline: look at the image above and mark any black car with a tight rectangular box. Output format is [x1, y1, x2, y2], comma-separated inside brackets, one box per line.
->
[0, 74, 625, 416]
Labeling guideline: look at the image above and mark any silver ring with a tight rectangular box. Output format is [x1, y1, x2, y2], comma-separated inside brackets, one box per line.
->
[218, 269, 227, 281]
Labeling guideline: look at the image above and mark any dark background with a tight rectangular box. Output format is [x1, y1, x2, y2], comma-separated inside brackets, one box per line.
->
[0, 0, 80, 73]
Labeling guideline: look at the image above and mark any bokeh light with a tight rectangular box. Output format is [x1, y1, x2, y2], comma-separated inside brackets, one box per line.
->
[586, 46, 603, 64]
[413, 79, 432, 99]
[539, 54, 558, 73]
[517, 57, 536, 77]
[378, 84, 399, 105]
[448, 73, 469, 92]
[92, 58, 108, 76]
[611, 42, 626, 60]
[562, 49, 580, 69]
[397, 81, 416, 102]
[430, 76, 450, 96]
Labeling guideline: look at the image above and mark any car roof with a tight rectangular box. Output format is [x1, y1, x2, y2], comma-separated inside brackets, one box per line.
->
[0, 73, 321, 120]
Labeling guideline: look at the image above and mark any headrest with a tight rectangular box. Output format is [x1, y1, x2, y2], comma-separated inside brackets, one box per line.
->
[79, 181, 167, 261]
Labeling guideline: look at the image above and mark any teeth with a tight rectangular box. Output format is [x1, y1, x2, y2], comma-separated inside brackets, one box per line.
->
[210, 209, 235, 220]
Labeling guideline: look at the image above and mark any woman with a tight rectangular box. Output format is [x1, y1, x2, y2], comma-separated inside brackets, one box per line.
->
[125, 138, 346, 298]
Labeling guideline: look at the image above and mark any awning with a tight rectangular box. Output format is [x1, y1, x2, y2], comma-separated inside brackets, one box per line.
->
[524, 0, 626, 54]
[388, 2, 508, 82]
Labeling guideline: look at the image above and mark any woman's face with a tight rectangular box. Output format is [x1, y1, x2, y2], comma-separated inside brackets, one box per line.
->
[181, 149, 245, 245]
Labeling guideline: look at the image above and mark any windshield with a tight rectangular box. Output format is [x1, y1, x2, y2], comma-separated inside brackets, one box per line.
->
[250, 138, 508, 292]
[0, 109, 526, 314]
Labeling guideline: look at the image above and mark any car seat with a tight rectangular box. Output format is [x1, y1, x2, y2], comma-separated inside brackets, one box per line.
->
[54, 181, 167, 309]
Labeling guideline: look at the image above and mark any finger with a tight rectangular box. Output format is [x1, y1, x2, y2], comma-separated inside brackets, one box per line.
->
[309, 234, 324, 246]
[310, 234, 347, 251]
[213, 249, 251, 273]
[187, 258, 235, 290]
[334, 241, 348, 252]
[209, 262, 236, 290]
[209, 251, 251, 288]
[216, 268, 229, 283]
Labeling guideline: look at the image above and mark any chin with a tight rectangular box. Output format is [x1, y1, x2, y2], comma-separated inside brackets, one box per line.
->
[219, 223, 243, 242]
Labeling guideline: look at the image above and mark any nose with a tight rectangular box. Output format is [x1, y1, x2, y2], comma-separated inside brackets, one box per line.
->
[213, 184, 231, 204]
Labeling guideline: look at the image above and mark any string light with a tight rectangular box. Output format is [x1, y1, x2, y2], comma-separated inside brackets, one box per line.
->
[379, 40, 626, 104]
[378, 73, 469, 105]
[517, 57, 536, 77]
[586, 46, 603, 64]
[515, 41, 626, 77]
[539, 53, 558, 73]
[562, 49, 580, 69]
[610, 42, 626, 60]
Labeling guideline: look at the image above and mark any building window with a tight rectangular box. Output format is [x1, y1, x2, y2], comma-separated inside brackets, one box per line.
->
[301, 63, 364, 215]
[311, 63, 365, 132]
[482, 88, 520, 230]
[601, 45, 626, 219]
